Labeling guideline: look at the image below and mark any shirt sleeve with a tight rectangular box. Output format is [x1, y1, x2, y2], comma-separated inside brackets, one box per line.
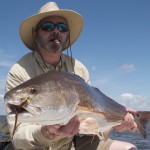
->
[5, 64, 30, 92]
[12, 123, 73, 150]
[5, 64, 73, 149]
[74, 59, 91, 84]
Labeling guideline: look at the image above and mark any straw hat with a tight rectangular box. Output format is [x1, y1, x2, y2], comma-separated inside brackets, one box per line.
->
[20, 2, 84, 51]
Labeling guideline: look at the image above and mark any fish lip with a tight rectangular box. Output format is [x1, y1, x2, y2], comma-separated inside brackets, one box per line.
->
[7, 103, 27, 115]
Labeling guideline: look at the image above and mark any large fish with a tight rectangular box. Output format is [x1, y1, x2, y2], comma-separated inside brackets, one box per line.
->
[4, 71, 150, 138]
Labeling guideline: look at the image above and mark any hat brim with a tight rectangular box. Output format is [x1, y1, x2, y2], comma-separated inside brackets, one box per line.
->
[20, 10, 84, 51]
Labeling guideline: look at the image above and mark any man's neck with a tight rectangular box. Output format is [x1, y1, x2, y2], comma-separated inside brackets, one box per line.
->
[39, 49, 61, 67]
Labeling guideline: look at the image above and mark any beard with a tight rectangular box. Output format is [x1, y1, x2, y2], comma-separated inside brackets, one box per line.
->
[35, 33, 68, 53]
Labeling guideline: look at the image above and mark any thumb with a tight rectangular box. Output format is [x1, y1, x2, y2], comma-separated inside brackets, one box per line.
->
[53, 124, 61, 130]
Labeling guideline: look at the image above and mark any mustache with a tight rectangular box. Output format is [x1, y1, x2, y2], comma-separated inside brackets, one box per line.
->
[48, 34, 61, 42]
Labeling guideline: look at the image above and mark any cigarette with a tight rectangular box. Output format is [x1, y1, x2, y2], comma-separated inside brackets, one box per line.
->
[54, 39, 60, 46]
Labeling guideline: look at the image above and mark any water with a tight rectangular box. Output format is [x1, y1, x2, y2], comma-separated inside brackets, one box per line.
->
[0, 117, 150, 149]
[110, 122, 150, 150]
[0, 115, 6, 139]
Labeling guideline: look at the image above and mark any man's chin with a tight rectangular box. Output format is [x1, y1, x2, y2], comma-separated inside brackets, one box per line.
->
[46, 47, 62, 54]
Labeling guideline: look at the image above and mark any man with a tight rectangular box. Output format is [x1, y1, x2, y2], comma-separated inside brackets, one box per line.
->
[1, 2, 138, 150]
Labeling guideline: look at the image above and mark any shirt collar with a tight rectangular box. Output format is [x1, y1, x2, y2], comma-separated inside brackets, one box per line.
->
[33, 51, 66, 70]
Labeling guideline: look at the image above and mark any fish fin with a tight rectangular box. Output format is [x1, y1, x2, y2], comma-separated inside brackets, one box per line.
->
[134, 111, 150, 139]
[92, 87, 101, 93]
[78, 106, 107, 116]
[79, 117, 99, 135]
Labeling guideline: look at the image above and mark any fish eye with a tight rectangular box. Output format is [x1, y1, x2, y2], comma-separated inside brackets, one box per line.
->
[30, 88, 38, 94]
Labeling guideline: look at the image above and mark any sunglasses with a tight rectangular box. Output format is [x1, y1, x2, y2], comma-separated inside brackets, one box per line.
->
[37, 22, 69, 32]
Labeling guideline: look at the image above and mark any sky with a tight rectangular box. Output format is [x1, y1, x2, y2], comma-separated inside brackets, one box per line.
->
[0, 0, 150, 115]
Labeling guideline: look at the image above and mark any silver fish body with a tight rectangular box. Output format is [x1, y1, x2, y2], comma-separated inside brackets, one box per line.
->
[4, 71, 150, 137]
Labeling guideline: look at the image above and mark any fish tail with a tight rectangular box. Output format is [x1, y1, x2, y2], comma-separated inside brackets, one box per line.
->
[134, 111, 150, 138]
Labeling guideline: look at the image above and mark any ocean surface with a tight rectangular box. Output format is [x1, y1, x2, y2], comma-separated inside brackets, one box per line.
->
[110, 122, 150, 150]
[0, 116, 150, 150]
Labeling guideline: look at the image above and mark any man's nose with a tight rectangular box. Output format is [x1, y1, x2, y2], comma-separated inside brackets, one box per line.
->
[52, 26, 60, 34]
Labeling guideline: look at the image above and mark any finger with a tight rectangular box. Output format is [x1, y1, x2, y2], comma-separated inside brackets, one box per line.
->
[130, 122, 137, 132]
[121, 113, 134, 128]
[126, 108, 137, 114]
[54, 116, 80, 137]
[125, 113, 134, 121]
[68, 119, 80, 136]
[63, 116, 80, 136]
[41, 124, 61, 139]
[65, 116, 79, 131]
[114, 124, 127, 132]
[41, 125, 57, 139]
[46, 126, 59, 139]
[45, 130, 57, 139]
[47, 124, 61, 133]
[126, 114, 134, 126]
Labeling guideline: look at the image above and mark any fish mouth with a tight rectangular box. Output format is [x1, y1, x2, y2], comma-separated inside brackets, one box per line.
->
[7, 103, 41, 116]
[7, 104, 27, 115]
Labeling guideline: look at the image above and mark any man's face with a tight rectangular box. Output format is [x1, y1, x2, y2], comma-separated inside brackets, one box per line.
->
[34, 16, 69, 53]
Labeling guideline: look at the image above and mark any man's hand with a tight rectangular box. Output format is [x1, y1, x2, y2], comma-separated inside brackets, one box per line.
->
[41, 116, 80, 139]
[114, 108, 137, 132]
